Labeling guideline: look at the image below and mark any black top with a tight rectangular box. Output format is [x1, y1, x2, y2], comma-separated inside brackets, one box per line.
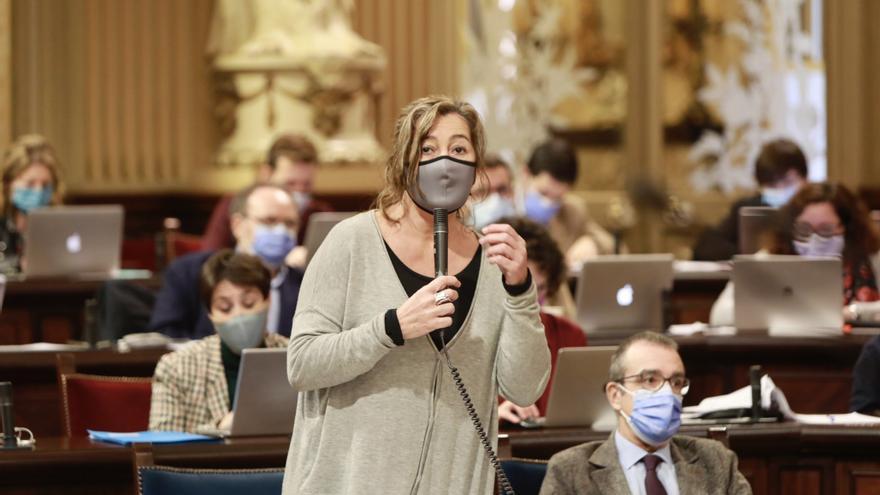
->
[851, 335, 880, 414]
[0, 216, 23, 274]
[219, 340, 241, 411]
[386, 242, 482, 351]
[692, 194, 767, 261]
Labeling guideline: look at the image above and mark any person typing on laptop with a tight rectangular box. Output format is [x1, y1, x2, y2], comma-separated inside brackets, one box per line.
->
[149, 250, 287, 432]
[541, 331, 751, 495]
[148, 184, 304, 339]
[495, 216, 587, 426]
[710, 182, 880, 326]
[0, 134, 65, 273]
[692, 138, 808, 261]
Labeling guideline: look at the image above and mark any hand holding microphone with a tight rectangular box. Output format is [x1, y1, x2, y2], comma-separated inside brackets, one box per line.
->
[480, 224, 529, 286]
[396, 275, 461, 340]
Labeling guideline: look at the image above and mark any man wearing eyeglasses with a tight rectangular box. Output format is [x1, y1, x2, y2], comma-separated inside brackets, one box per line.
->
[149, 184, 304, 339]
[540, 331, 751, 495]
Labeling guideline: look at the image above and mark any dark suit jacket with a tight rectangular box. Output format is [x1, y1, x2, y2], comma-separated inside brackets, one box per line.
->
[147, 250, 304, 339]
[692, 194, 767, 261]
[540, 433, 752, 495]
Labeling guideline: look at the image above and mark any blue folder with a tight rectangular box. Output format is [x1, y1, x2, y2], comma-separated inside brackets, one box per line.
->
[87, 430, 220, 445]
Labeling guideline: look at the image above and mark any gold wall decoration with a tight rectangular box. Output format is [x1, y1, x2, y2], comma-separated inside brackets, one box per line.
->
[207, 0, 387, 168]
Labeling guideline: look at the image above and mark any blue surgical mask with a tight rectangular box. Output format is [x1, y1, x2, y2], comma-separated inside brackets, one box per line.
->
[524, 189, 561, 225]
[12, 186, 53, 213]
[793, 233, 845, 258]
[761, 184, 799, 208]
[251, 224, 297, 268]
[214, 310, 267, 354]
[618, 383, 682, 446]
[471, 192, 516, 229]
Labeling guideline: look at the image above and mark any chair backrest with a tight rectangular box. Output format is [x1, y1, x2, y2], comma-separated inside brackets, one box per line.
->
[501, 458, 549, 495]
[162, 217, 203, 263]
[56, 353, 153, 437]
[133, 444, 284, 495]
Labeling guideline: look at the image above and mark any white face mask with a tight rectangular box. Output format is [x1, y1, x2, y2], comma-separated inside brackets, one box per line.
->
[471, 192, 516, 229]
[793, 233, 845, 258]
[291, 191, 311, 213]
[761, 184, 799, 208]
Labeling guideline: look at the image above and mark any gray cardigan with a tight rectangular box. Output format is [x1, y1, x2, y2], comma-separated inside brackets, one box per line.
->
[282, 211, 551, 494]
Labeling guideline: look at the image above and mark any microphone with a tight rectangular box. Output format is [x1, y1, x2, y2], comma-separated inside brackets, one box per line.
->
[0, 382, 16, 448]
[433, 209, 448, 277]
[749, 365, 762, 421]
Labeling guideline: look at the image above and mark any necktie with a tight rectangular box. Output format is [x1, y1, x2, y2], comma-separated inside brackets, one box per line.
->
[643, 454, 668, 495]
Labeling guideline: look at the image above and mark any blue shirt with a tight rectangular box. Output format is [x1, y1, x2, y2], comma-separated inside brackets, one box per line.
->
[614, 430, 680, 495]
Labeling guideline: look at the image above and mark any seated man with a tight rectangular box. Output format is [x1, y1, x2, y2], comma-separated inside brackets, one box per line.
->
[202, 133, 332, 250]
[149, 250, 288, 432]
[149, 184, 303, 339]
[470, 154, 517, 229]
[496, 216, 586, 425]
[521, 138, 616, 265]
[540, 331, 751, 495]
[693, 138, 807, 260]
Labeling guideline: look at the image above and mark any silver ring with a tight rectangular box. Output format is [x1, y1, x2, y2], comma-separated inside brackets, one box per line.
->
[434, 290, 450, 305]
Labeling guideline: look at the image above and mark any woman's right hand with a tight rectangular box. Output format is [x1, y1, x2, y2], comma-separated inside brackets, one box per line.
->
[396, 275, 460, 340]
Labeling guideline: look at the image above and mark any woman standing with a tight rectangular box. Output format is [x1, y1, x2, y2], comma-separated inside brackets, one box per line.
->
[283, 96, 550, 494]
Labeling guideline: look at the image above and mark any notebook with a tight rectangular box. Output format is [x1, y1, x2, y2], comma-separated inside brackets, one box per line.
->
[199, 347, 297, 437]
[524, 346, 617, 429]
[733, 254, 842, 336]
[22, 205, 123, 278]
[575, 254, 674, 336]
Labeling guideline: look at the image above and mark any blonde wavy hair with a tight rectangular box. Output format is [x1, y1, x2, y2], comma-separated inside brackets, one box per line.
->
[1, 134, 65, 217]
[373, 95, 487, 223]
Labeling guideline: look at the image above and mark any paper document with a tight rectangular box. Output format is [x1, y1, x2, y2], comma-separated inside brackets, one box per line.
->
[683, 375, 794, 420]
[793, 412, 880, 425]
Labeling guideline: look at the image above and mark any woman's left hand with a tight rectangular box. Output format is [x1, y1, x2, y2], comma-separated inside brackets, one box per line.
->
[480, 223, 529, 286]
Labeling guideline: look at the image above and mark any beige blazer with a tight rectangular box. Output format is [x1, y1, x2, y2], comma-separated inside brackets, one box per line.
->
[540, 433, 752, 495]
[149, 333, 288, 432]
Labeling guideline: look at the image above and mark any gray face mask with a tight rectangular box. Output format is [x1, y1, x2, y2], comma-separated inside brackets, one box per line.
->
[214, 310, 268, 355]
[407, 156, 476, 213]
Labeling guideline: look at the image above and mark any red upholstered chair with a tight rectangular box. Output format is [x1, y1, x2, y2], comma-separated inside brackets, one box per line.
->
[56, 353, 153, 437]
[162, 217, 204, 263]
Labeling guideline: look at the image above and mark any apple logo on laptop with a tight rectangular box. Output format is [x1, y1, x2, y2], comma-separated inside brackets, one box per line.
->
[616, 284, 634, 307]
[66, 233, 82, 254]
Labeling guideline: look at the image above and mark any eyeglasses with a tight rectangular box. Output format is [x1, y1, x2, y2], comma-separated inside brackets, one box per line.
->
[616, 370, 690, 395]
[792, 221, 842, 241]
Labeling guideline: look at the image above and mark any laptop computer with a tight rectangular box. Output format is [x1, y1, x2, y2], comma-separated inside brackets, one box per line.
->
[733, 254, 842, 336]
[525, 346, 617, 429]
[22, 205, 123, 278]
[204, 347, 297, 437]
[575, 254, 675, 336]
[303, 211, 358, 265]
[738, 206, 778, 254]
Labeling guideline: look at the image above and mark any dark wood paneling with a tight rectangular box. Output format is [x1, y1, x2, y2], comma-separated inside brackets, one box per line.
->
[67, 192, 376, 238]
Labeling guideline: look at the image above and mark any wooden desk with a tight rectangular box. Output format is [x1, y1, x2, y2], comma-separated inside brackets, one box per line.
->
[4, 425, 880, 495]
[4, 333, 872, 439]
[676, 333, 871, 413]
[0, 348, 169, 438]
[0, 273, 161, 345]
[0, 435, 290, 495]
[504, 422, 880, 495]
